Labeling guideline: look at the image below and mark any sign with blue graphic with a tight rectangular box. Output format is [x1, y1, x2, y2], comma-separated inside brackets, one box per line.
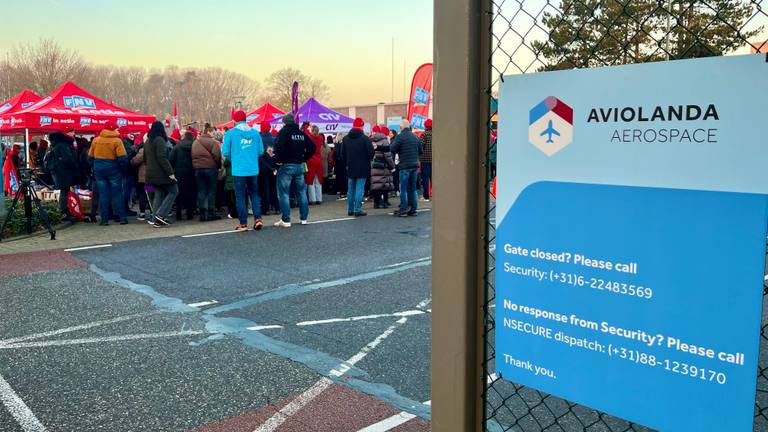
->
[413, 87, 430, 106]
[64, 95, 96, 109]
[410, 114, 427, 130]
[495, 55, 768, 431]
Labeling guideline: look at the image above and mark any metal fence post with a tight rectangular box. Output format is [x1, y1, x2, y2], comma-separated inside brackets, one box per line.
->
[432, 0, 491, 430]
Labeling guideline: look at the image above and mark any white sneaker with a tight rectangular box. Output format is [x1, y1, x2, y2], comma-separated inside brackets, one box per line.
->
[300, 220, 308, 225]
[274, 220, 292, 228]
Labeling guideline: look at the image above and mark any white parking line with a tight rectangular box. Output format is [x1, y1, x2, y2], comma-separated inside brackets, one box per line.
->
[253, 378, 334, 432]
[64, 244, 112, 252]
[247, 325, 284, 331]
[381, 257, 431, 269]
[0, 313, 146, 346]
[357, 412, 416, 431]
[0, 330, 205, 350]
[253, 317, 411, 432]
[307, 217, 356, 225]
[415, 298, 432, 309]
[187, 300, 219, 308]
[182, 216, 357, 238]
[181, 230, 237, 238]
[357, 400, 431, 432]
[0, 373, 47, 431]
[296, 310, 427, 327]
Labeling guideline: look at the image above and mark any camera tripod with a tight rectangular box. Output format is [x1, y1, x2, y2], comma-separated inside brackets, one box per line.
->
[0, 169, 56, 241]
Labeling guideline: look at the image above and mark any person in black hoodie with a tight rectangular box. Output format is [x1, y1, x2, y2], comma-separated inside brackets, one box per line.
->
[49, 130, 80, 221]
[258, 122, 278, 215]
[273, 113, 315, 227]
[169, 131, 197, 220]
[341, 118, 374, 217]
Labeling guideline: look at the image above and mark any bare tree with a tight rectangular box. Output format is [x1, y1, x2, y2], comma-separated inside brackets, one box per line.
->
[4, 39, 90, 96]
[265, 67, 330, 111]
[0, 41, 329, 127]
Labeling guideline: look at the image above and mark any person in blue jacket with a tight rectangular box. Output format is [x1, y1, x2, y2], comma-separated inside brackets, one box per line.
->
[222, 110, 264, 231]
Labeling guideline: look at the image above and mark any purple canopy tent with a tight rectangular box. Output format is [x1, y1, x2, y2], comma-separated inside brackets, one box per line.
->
[270, 98, 354, 134]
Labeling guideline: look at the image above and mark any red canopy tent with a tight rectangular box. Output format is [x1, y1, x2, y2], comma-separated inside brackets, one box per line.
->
[0, 89, 41, 120]
[0, 81, 155, 134]
[217, 103, 285, 130]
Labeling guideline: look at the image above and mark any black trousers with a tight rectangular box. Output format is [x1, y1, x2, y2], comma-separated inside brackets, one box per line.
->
[195, 169, 218, 212]
[258, 170, 277, 213]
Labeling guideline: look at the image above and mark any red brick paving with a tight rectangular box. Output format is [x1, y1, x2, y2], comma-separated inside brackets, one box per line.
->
[190, 398, 293, 432]
[0, 249, 86, 278]
[189, 382, 430, 432]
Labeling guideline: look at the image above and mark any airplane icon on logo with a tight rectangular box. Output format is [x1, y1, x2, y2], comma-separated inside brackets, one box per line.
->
[540, 119, 560, 143]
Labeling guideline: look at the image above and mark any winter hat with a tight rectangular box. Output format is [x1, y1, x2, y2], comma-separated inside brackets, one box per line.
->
[282, 113, 295, 124]
[188, 127, 199, 139]
[271, 128, 279, 136]
[352, 117, 364, 129]
[380, 126, 390, 136]
[424, 119, 433, 129]
[372, 125, 381, 134]
[260, 121, 271, 133]
[170, 128, 182, 141]
[232, 110, 247, 123]
[103, 120, 118, 131]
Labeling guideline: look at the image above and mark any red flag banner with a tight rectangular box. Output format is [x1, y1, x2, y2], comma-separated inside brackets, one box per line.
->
[407, 63, 433, 131]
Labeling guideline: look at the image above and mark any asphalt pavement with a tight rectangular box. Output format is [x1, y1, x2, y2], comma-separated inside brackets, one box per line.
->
[0, 200, 432, 432]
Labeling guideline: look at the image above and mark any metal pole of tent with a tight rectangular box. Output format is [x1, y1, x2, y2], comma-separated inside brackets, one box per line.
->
[24, 128, 30, 168]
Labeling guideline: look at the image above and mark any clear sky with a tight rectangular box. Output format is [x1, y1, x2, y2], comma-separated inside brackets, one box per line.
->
[0, 0, 433, 107]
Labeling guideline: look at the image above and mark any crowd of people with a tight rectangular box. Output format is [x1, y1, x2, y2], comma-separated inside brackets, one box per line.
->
[1, 110, 434, 231]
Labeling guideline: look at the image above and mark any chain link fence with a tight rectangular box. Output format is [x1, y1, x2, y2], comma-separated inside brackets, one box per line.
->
[483, 1, 768, 430]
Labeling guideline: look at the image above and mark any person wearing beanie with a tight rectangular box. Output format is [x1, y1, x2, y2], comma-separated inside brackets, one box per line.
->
[258, 121, 278, 216]
[222, 109, 265, 231]
[390, 119, 423, 217]
[419, 118, 433, 202]
[341, 117, 374, 216]
[88, 120, 129, 225]
[370, 125, 395, 209]
[273, 113, 315, 227]
[192, 122, 222, 222]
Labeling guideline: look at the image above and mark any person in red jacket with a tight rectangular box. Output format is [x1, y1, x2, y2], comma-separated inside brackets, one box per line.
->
[2, 145, 21, 195]
[305, 125, 324, 205]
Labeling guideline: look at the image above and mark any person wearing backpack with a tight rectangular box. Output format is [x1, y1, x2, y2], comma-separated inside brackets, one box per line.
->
[49, 129, 80, 222]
